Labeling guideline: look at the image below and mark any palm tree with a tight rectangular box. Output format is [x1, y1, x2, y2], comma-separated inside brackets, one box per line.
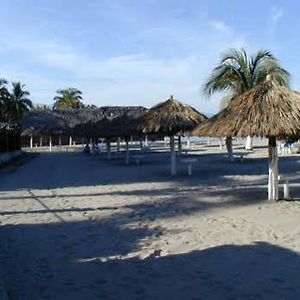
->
[0, 79, 9, 121]
[204, 49, 290, 159]
[53, 88, 84, 110]
[5, 82, 33, 122]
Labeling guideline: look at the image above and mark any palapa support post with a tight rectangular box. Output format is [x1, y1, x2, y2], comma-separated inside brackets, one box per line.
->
[59, 136, 62, 151]
[30, 135, 33, 149]
[268, 137, 279, 201]
[117, 137, 121, 152]
[49, 135, 52, 152]
[125, 139, 130, 165]
[187, 136, 190, 149]
[245, 135, 253, 150]
[170, 136, 177, 176]
[219, 138, 223, 150]
[107, 139, 111, 160]
[225, 136, 234, 162]
[178, 136, 182, 156]
[139, 139, 143, 151]
[39, 136, 43, 147]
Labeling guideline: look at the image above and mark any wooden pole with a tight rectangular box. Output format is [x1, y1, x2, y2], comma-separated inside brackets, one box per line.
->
[117, 137, 121, 152]
[59, 136, 62, 151]
[49, 135, 52, 152]
[245, 135, 253, 150]
[178, 136, 182, 156]
[268, 137, 279, 201]
[170, 136, 176, 176]
[30, 135, 33, 149]
[107, 139, 111, 160]
[139, 139, 143, 151]
[219, 138, 223, 150]
[187, 136, 190, 149]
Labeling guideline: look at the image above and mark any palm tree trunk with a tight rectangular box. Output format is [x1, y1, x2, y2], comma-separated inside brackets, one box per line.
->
[268, 137, 279, 201]
[225, 136, 234, 162]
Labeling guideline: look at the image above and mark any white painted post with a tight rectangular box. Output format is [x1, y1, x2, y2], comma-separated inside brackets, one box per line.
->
[225, 136, 234, 162]
[139, 139, 143, 151]
[39, 136, 43, 147]
[245, 136, 253, 150]
[30, 136, 33, 149]
[284, 180, 290, 199]
[125, 139, 130, 165]
[170, 136, 176, 176]
[107, 139, 111, 160]
[49, 135, 52, 152]
[81, 137, 85, 150]
[187, 136, 191, 149]
[69, 136, 72, 146]
[219, 138, 223, 151]
[117, 137, 121, 152]
[59, 136, 62, 151]
[268, 137, 279, 201]
[178, 136, 182, 156]
[145, 135, 148, 147]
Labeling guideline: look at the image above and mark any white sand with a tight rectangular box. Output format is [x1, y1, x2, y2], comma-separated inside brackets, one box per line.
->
[1, 141, 300, 299]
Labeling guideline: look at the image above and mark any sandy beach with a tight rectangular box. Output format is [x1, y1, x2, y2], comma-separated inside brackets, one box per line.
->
[1, 141, 300, 299]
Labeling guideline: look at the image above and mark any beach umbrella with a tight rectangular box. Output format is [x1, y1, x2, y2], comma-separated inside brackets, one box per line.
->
[192, 75, 300, 200]
[137, 95, 207, 175]
[94, 114, 142, 162]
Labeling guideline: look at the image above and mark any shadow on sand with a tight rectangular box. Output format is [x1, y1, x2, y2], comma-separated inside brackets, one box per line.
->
[1, 218, 300, 300]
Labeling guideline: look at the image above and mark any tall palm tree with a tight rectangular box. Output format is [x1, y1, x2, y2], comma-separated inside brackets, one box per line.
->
[0, 79, 9, 121]
[204, 49, 290, 159]
[53, 88, 84, 110]
[5, 82, 33, 122]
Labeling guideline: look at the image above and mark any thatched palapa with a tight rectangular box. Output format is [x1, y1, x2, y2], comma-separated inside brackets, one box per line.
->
[192, 75, 300, 201]
[137, 95, 207, 136]
[192, 79, 300, 138]
[137, 95, 207, 175]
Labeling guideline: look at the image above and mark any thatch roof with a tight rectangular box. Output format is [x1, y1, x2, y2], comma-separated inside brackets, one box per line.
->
[192, 76, 300, 139]
[73, 114, 140, 139]
[21, 106, 147, 136]
[136, 96, 207, 136]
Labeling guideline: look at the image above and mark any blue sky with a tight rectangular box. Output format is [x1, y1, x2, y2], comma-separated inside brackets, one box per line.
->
[0, 0, 299, 113]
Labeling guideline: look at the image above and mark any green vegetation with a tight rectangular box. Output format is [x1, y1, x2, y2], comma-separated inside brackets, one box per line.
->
[0, 80, 33, 123]
[53, 88, 85, 110]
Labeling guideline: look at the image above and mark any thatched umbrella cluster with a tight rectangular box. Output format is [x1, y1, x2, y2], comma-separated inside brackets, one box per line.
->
[21, 107, 146, 149]
[137, 95, 207, 175]
[193, 75, 300, 200]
